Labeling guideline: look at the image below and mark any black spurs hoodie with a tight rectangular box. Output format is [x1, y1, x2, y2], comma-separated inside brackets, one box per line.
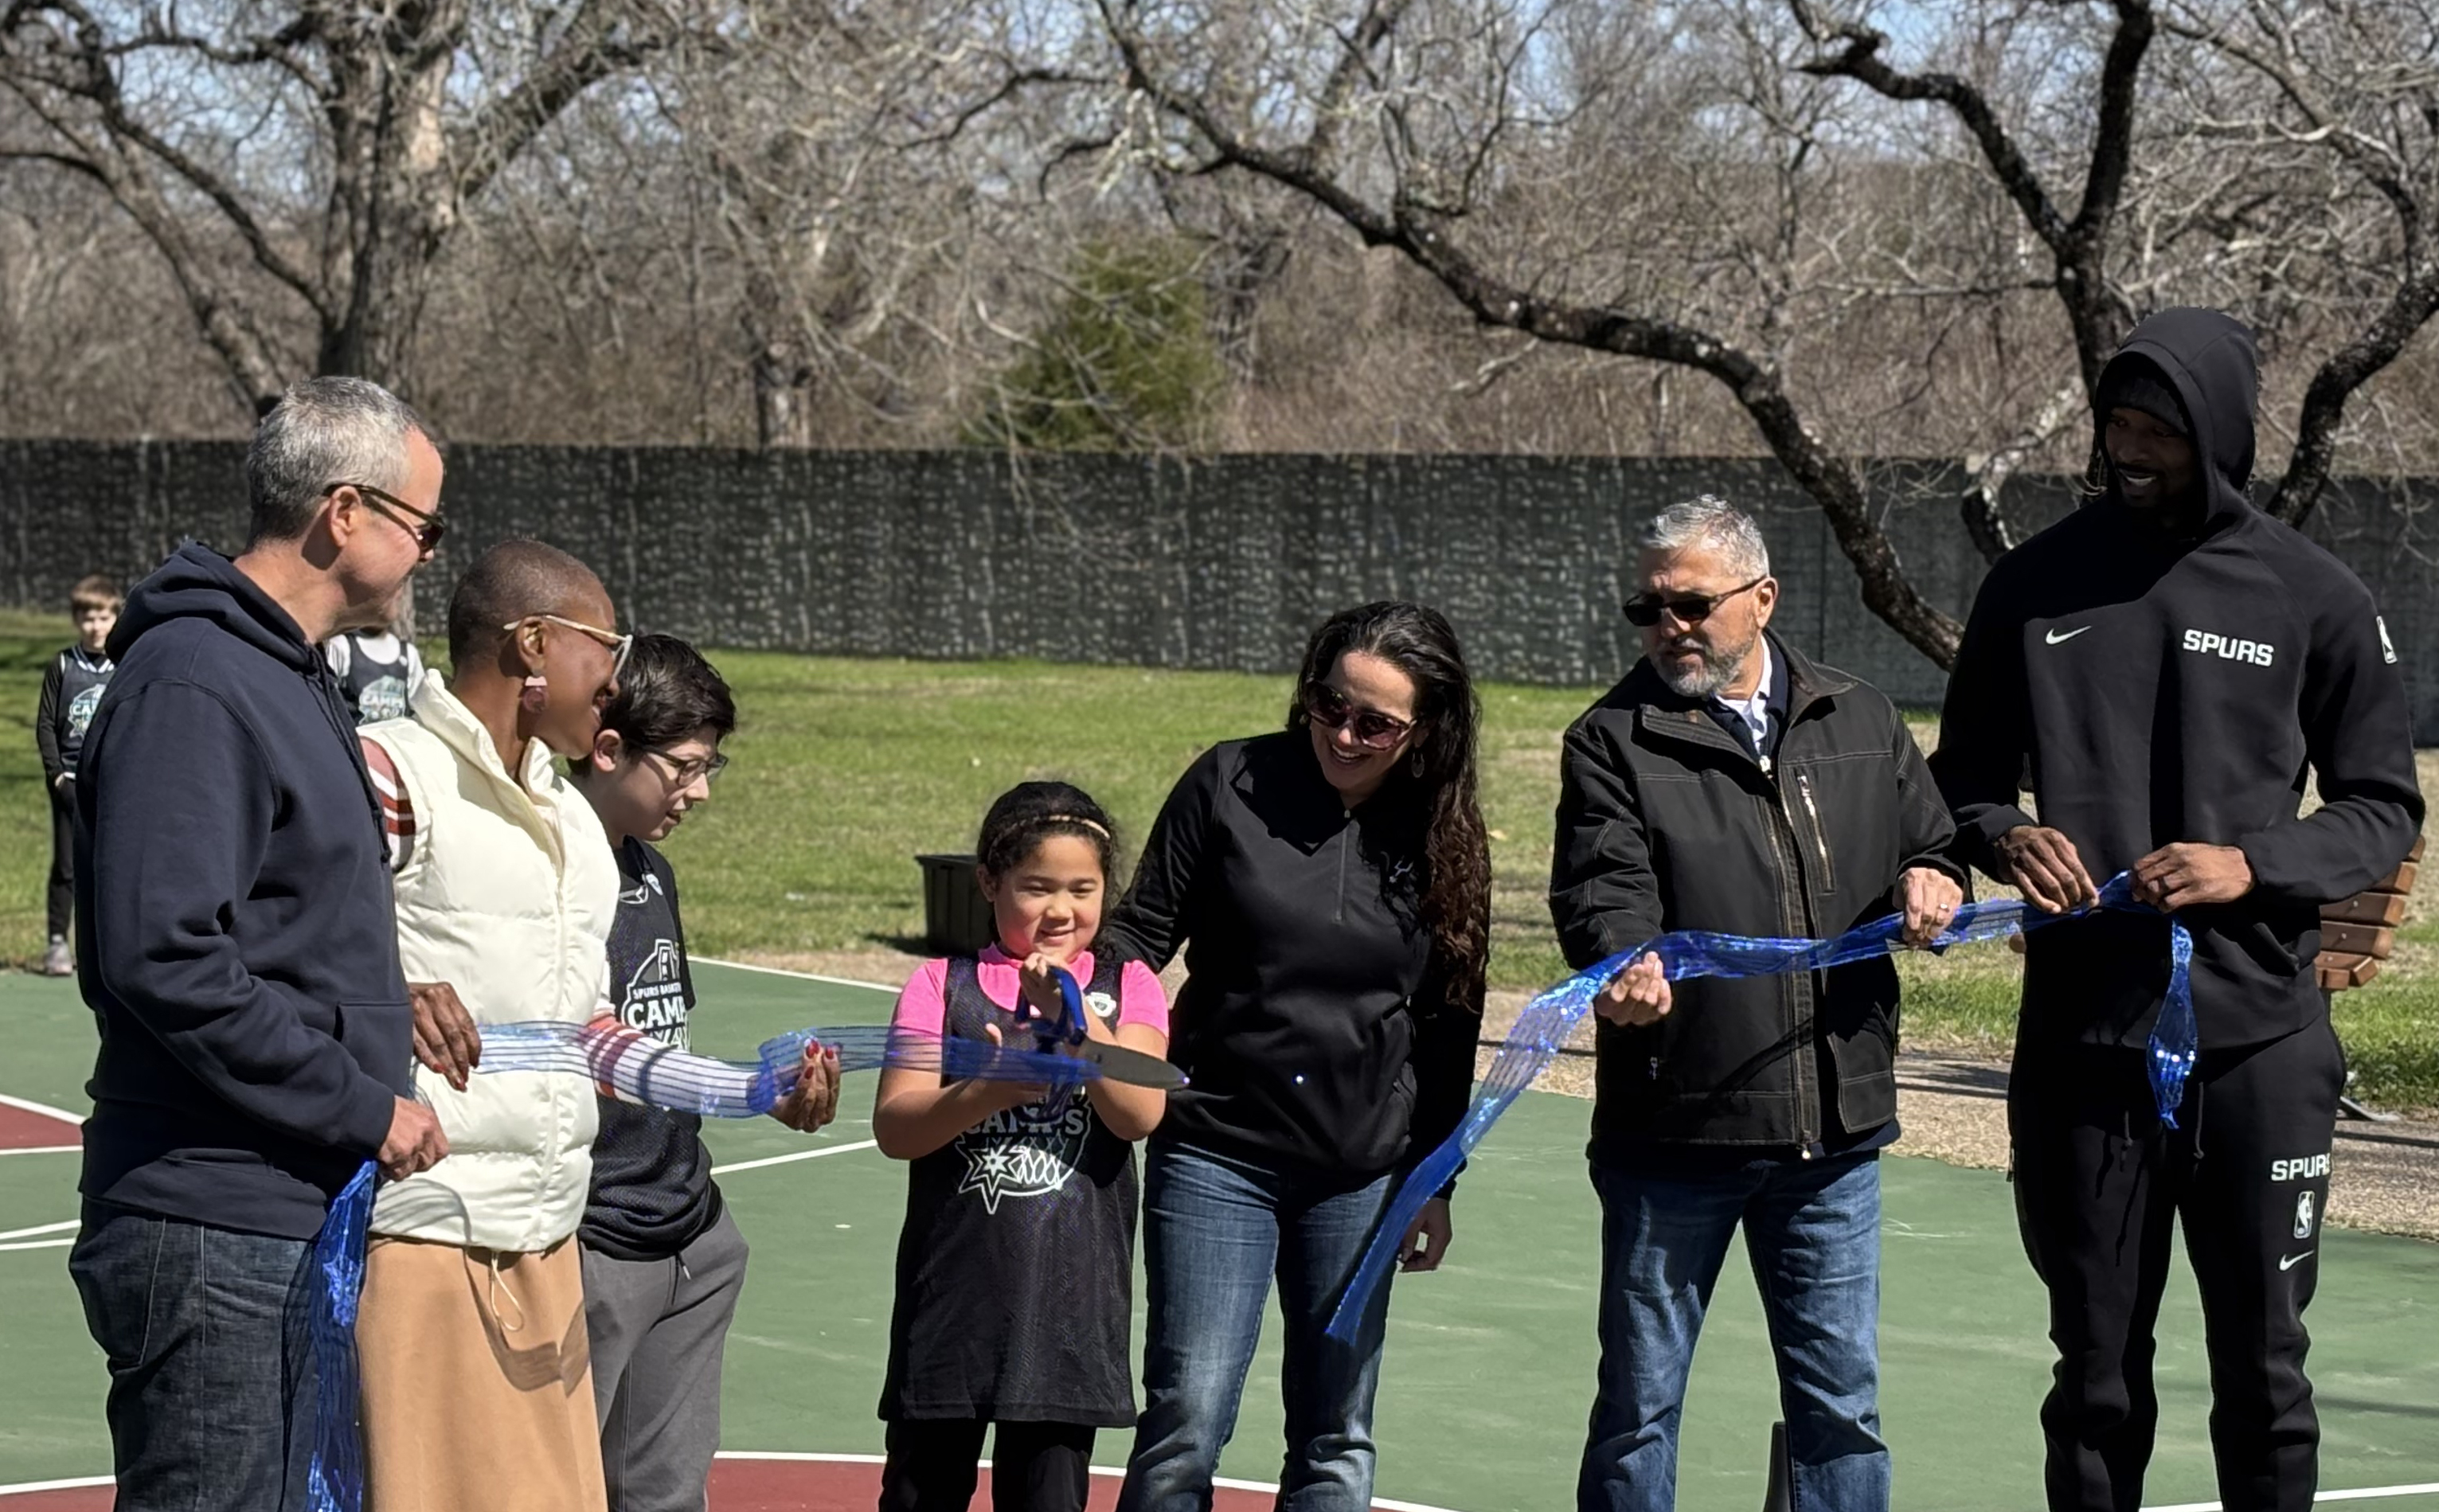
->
[76, 545, 416, 1240]
[1931, 308, 2424, 1050]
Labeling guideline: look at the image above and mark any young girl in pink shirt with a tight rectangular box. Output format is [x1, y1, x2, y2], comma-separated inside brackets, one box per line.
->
[873, 780, 1171, 1512]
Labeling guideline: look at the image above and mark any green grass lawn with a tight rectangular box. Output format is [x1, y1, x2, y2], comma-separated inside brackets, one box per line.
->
[4, 608, 2434, 1108]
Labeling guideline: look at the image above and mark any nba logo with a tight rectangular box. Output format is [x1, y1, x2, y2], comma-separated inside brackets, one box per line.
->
[2293, 1190, 2317, 1240]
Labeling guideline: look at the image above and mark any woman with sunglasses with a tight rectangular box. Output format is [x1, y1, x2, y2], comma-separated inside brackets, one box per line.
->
[1104, 601, 1491, 1512]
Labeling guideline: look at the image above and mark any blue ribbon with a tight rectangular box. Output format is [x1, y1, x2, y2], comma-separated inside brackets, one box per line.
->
[301, 965, 1116, 1511]
[474, 965, 1117, 1118]
[307, 1160, 378, 1512]
[1324, 871, 2196, 1342]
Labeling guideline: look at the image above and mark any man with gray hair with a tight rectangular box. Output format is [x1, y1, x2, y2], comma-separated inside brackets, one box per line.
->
[1550, 495, 1964, 1511]
[68, 376, 451, 1511]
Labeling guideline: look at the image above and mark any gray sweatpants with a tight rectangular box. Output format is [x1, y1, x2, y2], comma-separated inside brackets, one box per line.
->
[581, 1207, 749, 1512]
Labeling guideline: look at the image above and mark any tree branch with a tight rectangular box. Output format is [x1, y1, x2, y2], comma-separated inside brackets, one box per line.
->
[1099, 1, 1964, 665]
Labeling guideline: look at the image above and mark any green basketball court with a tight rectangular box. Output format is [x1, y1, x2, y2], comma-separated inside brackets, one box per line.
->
[2, 963, 2434, 1510]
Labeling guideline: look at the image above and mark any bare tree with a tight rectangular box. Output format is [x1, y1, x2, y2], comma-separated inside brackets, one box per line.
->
[1798, 0, 2439, 538]
[1061, 0, 1972, 663]
[0, 0, 707, 415]
[2163, 1, 2439, 525]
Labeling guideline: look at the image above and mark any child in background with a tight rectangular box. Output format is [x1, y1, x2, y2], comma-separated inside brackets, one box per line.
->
[325, 607, 426, 725]
[873, 781, 1171, 1512]
[33, 575, 119, 976]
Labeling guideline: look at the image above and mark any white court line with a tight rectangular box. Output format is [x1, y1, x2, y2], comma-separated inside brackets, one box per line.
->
[2146, 1487, 2439, 1510]
[0, 1220, 77, 1242]
[0, 1238, 72, 1253]
[693, 957, 896, 993]
[0, 1092, 84, 1125]
[0, 1146, 80, 1158]
[709, 1453, 1471, 1511]
[710, 1139, 879, 1175]
[0, 1459, 2427, 1509]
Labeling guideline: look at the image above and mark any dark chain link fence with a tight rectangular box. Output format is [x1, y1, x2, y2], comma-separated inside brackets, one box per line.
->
[7, 441, 2433, 730]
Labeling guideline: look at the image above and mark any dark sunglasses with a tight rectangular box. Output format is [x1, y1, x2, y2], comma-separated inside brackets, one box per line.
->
[1303, 682, 1416, 751]
[333, 482, 448, 552]
[1621, 574, 1765, 628]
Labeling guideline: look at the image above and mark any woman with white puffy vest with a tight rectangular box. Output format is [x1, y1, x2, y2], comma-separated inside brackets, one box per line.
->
[353, 541, 631, 1512]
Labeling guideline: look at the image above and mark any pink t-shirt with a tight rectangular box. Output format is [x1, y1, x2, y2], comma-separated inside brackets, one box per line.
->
[889, 944, 1171, 1041]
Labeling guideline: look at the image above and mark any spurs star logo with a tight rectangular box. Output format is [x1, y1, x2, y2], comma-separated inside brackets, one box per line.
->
[955, 1094, 1091, 1213]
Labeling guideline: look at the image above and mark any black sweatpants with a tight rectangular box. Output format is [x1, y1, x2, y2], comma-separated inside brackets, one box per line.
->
[47, 783, 74, 940]
[2008, 1020, 2344, 1512]
[878, 1419, 1097, 1512]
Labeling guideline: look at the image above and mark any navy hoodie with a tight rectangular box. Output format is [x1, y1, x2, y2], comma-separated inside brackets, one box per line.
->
[1931, 309, 2425, 1050]
[75, 544, 415, 1240]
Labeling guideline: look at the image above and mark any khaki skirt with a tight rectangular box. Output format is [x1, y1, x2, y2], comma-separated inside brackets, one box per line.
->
[358, 1235, 605, 1512]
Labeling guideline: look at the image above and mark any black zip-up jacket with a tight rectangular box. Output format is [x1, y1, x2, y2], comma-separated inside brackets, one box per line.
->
[1100, 732, 1483, 1184]
[76, 545, 414, 1240]
[1932, 308, 2424, 1050]
[1550, 636, 1961, 1154]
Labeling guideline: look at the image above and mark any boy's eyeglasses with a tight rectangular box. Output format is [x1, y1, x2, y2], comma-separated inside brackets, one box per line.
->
[504, 613, 633, 684]
[1620, 575, 1766, 628]
[641, 748, 728, 786]
[331, 482, 448, 552]
[1302, 683, 1416, 750]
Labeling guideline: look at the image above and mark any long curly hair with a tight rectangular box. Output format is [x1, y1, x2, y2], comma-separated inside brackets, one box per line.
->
[1287, 601, 1491, 1014]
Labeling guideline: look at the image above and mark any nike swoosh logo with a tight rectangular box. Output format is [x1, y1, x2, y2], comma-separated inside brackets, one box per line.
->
[2045, 627, 2093, 644]
[2280, 1250, 2315, 1271]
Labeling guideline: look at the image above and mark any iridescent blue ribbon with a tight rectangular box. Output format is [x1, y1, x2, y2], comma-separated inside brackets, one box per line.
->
[474, 965, 1120, 1115]
[303, 966, 1120, 1512]
[307, 1160, 378, 1512]
[1324, 870, 2195, 1342]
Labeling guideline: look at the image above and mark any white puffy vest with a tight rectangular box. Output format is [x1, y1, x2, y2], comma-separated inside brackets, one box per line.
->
[365, 675, 616, 1252]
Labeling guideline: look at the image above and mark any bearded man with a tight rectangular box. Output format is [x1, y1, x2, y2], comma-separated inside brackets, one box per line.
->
[1549, 494, 1964, 1512]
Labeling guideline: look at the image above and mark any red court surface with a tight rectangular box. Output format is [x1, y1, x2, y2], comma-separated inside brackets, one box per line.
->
[0, 1458, 1455, 1510]
[0, 1097, 78, 1151]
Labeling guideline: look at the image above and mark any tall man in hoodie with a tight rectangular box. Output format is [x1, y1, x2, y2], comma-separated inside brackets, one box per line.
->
[1551, 496, 1964, 1512]
[1933, 308, 2423, 1512]
[354, 540, 628, 1512]
[68, 377, 452, 1512]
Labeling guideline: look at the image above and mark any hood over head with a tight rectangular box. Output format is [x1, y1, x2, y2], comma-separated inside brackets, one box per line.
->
[2092, 307, 2259, 533]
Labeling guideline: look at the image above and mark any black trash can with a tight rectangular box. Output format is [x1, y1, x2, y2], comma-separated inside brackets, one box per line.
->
[914, 853, 995, 955]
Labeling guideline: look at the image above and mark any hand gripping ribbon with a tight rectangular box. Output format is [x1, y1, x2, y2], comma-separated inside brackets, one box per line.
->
[1322, 870, 2195, 1342]
[307, 964, 1182, 1510]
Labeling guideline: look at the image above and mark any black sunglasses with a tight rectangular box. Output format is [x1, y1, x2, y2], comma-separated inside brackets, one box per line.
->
[1303, 683, 1416, 751]
[1621, 574, 1765, 628]
[332, 482, 447, 552]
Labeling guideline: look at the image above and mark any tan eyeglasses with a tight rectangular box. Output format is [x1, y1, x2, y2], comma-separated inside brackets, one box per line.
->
[504, 614, 631, 683]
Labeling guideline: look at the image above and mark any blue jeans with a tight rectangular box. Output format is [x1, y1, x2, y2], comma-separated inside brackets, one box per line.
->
[1579, 1151, 1889, 1512]
[1118, 1141, 1397, 1512]
[68, 1201, 320, 1512]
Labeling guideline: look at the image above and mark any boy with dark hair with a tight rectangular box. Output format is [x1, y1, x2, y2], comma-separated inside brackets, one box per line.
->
[568, 633, 840, 1512]
[34, 575, 121, 975]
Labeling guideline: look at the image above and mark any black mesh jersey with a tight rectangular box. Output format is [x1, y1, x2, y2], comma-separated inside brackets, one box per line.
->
[879, 953, 1139, 1427]
[332, 632, 416, 725]
[580, 837, 723, 1260]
